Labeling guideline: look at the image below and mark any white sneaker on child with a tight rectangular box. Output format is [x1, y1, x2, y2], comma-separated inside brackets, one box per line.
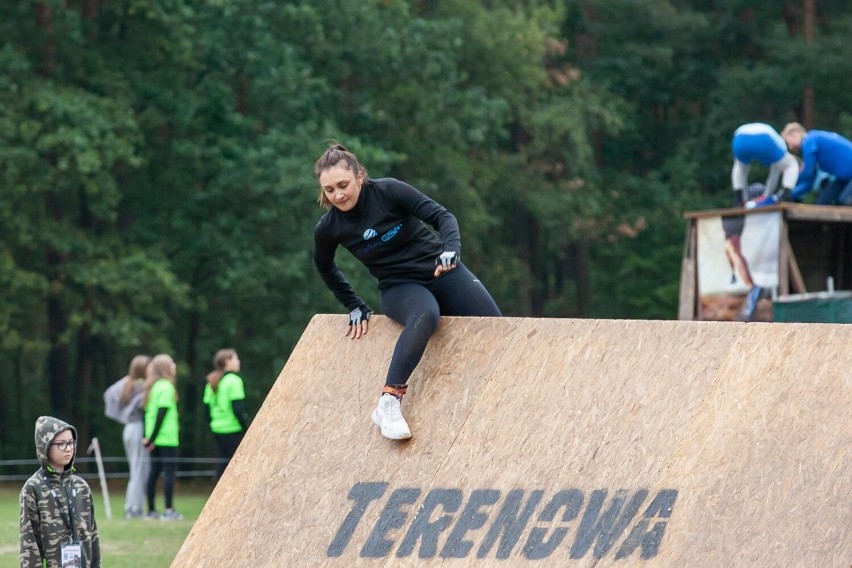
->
[371, 393, 411, 440]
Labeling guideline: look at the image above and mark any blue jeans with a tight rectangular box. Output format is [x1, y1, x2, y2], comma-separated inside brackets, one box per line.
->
[817, 178, 852, 205]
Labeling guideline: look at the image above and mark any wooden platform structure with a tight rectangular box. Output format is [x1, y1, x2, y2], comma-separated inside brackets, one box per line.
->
[679, 203, 852, 320]
[173, 315, 851, 567]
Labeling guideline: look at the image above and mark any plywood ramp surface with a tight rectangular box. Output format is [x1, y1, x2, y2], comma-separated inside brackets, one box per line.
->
[172, 315, 851, 567]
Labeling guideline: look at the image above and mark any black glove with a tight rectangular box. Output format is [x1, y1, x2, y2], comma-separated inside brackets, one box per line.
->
[349, 307, 372, 327]
[436, 251, 459, 269]
[733, 189, 746, 207]
[775, 188, 792, 202]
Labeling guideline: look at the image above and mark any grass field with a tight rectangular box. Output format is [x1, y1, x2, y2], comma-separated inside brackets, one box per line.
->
[0, 481, 211, 567]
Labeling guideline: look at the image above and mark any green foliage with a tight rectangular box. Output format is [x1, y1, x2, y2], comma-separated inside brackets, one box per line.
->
[1, 0, 850, 458]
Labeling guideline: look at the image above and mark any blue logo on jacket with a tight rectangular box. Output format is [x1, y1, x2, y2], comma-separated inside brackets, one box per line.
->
[381, 224, 402, 241]
[355, 224, 403, 257]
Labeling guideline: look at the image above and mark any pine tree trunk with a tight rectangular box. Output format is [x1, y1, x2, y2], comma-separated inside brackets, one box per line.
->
[802, 0, 815, 127]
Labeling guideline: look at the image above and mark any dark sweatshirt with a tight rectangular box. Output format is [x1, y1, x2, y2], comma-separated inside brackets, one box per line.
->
[313, 177, 461, 311]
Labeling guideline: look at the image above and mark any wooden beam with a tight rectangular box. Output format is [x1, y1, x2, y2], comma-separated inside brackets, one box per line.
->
[684, 205, 784, 220]
[783, 204, 852, 223]
[678, 220, 697, 320]
[684, 203, 852, 223]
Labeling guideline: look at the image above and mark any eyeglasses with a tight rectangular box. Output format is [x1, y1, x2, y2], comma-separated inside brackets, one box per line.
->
[51, 440, 77, 451]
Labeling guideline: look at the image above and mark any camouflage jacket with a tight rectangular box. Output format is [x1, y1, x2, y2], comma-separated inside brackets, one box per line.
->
[20, 416, 101, 568]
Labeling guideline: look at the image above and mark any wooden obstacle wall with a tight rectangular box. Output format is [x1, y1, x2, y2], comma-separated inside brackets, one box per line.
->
[172, 315, 851, 567]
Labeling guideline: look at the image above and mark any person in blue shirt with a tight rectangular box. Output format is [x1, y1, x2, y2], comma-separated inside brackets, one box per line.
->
[731, 123, 799, 206]
[781, 123, 852, 205]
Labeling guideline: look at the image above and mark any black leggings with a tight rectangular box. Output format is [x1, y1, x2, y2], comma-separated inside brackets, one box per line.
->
[213, 431, 244, 480]
[379, 262, 501, 387]
[147, 446, 177, 511]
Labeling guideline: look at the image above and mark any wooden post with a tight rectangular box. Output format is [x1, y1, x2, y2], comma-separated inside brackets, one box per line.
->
[87, 438, 112, 520]
[802, 0, 815, 128]
[779, 220, 791, 296]
[785, 232, 807, 294]
[678, 220, 697, 320]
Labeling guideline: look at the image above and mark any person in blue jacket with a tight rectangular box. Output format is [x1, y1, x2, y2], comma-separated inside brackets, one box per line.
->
[312, 143, 501, 441]
[730, 123, 799, 206]
[781, 123, 852, 205]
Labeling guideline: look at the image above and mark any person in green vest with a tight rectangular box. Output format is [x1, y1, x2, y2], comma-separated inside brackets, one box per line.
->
[142, 354, 182, 521]
[203, 348, 249, 481]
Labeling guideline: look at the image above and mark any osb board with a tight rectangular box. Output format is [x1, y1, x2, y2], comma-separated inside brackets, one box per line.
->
[172, 315, 851, 567]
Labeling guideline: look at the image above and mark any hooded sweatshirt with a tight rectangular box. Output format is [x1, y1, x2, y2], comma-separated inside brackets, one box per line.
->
[19, 416, 101, 568]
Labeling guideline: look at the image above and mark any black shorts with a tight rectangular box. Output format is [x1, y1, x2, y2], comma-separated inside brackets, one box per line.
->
[721, 215, 745, 238]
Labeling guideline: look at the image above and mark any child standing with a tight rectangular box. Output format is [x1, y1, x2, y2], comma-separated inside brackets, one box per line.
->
[142, 353, 182, 520]
[19, 416, 101, 568]
[203, 348, 249, 481]
[103, 354, 151, 518]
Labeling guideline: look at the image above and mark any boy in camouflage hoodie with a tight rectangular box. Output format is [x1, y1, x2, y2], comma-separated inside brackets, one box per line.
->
[20, 416, 101, 568]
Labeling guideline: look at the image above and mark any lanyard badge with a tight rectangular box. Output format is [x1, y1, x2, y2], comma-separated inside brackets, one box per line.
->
[61, 542, 83, 567]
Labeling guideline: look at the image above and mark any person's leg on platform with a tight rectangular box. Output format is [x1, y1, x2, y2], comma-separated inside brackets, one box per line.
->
[816, 178, 843, 205]
[836, 179, 852, 206]
[373, 284, 441, 439]
[427, 263, 502, 317]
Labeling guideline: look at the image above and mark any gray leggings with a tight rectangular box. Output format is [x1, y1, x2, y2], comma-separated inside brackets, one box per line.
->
[122, 421, 149, 515]
[379, 263, 501, 387]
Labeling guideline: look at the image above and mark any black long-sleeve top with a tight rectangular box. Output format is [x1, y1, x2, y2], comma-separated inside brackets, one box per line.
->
[313, 177, 461, 311]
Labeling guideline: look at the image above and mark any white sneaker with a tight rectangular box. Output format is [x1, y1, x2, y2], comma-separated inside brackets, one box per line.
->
[160, 509, 183, 521]
[371, 393, 412, 440]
